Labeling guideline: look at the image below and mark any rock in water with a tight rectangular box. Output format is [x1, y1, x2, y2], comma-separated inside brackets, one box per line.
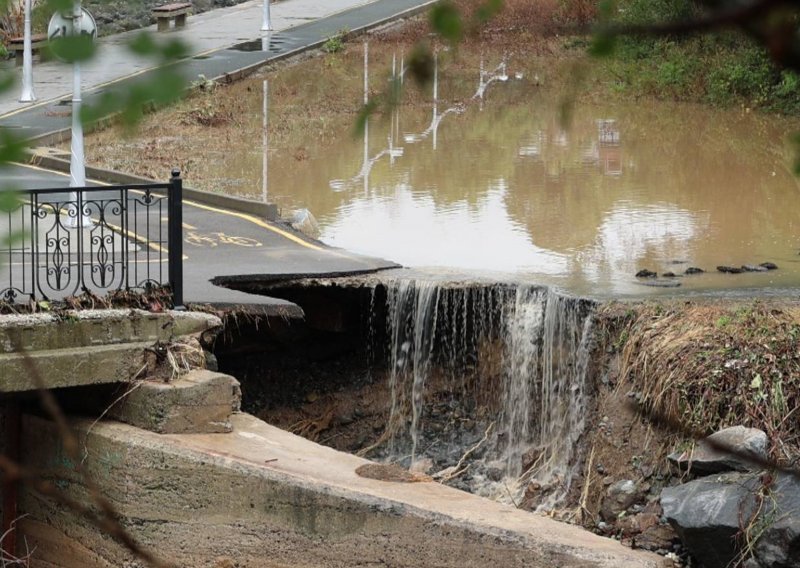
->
[760, 262, 779, 270]
[662, 471, 800, 568]
[285, 208, 321, 239]
[684, 267, 704, 275]
[742, 264, 768, 272]
[717, 266, 744, 274]
[668, 425, 768, 475]
[635, 269, 657, 278]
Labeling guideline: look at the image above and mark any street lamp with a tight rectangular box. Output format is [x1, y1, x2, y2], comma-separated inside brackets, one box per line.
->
[68, 1, 90, 227]
[19, 0, 36, 102]
[261, 0, 272, 31]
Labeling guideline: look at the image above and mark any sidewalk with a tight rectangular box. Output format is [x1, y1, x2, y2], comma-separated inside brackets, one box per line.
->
[1, 0, 434, 132]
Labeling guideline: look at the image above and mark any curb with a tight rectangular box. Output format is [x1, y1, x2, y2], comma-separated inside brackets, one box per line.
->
[28, 152, 279, 220]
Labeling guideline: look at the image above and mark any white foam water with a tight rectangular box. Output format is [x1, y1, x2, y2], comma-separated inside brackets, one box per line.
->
[379, 278, 593, 509]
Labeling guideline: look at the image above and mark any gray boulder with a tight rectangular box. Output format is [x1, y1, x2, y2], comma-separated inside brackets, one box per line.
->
[669, 426, 768, 475]
[601, 479, 640, 521]
[662, 471, 800, 568]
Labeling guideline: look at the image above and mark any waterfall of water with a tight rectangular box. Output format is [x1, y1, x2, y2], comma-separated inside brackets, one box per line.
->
[379, 278, 593, 508]
[501, 287, 594, 508]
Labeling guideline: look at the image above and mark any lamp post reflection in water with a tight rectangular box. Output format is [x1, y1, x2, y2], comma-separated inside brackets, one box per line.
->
[329, 43, 404, 193]
[262, 78, 269, 205]
[260, 34, 270, 205]
[331, 49, 515, 193]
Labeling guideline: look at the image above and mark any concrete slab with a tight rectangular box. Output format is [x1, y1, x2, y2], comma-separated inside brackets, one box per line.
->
[107, 370, 242, 434]
[17, 413, 667, 567]
[0, 309, 220, 353]
[0, 309, 220, 392]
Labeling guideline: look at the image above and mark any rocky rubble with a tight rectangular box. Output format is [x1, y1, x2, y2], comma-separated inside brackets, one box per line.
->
[660, 426, 800, 568]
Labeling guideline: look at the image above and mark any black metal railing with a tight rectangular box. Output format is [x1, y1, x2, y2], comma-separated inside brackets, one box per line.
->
[0, 169, 183, 307]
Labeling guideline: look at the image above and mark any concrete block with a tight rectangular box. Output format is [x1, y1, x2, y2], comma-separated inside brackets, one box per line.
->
[107, 370, 241, 434]
[0, 310, 221, 354]
[0, 342, 150, 393]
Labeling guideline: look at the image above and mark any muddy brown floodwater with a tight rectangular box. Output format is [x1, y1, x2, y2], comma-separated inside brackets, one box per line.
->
[82, 40, 800, 297]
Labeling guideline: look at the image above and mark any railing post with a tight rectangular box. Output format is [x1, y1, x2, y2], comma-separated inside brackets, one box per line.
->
[168, 169, 184, 309]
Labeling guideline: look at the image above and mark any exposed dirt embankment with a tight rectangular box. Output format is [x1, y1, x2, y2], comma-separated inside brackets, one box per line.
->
[218, 284, 800, 563]
[566, 300, 800, 548]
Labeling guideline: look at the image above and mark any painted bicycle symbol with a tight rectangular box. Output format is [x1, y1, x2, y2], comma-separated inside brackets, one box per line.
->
[185, 231, 262, 248]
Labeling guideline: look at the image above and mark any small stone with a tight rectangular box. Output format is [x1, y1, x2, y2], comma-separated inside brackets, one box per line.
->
[717, 266, 744, 274]
[760, 262, 778, 270]
[662, 272, 677, 278]
[632, 523, 679, 552]
[521, 448, 541, 472]
[636, 269, 657, 278]
[601, 480, 640, 521]
[486, 466, 504, 482]
[410, 457, 434, 475]
[684, 267, 704, 275]
[638, 279, 682, 288]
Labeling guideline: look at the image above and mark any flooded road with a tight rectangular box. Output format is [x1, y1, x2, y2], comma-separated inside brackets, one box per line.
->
[93, 43, 800, 296]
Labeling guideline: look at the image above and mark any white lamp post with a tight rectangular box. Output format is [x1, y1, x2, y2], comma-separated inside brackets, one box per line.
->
[261, 0, 272, 31]
[19, 0, 36, 102]
[68, 1, 90, 228]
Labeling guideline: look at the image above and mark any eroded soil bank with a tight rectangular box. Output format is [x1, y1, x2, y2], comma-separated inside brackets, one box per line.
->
[211, 276, 800, 565]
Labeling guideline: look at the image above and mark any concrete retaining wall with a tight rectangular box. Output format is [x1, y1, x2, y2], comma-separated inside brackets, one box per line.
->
[16, 413, 667, 568]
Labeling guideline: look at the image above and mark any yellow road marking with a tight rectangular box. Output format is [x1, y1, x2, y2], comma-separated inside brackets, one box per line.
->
[182, 198, 323, 251]
[10, 162, 327, 252]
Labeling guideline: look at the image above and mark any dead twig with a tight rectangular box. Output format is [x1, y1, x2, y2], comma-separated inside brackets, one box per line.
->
[439, 421, 495, 482]
[567, 444, 595, 524]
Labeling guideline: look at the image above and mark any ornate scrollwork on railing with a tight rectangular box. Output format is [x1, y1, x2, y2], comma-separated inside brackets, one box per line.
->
[0, 174, 183, 306]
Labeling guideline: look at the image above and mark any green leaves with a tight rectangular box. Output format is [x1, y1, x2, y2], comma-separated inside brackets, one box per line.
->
[0, 130, 28, 164]
[353, 100, 378, 137]
[474, 0, 504, 24]
[0, 190, 21, 214]
[430, 1, 463, 44]
[792, 133, 800, 175]
[407, 43, 435, 86]
[589, 32, 617, 57]
[49, 34, 96, 63]
[78, 35, 190, 131]
[0, 72, 14, 95]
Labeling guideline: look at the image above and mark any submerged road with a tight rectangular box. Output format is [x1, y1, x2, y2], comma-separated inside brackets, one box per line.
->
[0, 0, 437, 310]
[2, 163, 399, 313]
